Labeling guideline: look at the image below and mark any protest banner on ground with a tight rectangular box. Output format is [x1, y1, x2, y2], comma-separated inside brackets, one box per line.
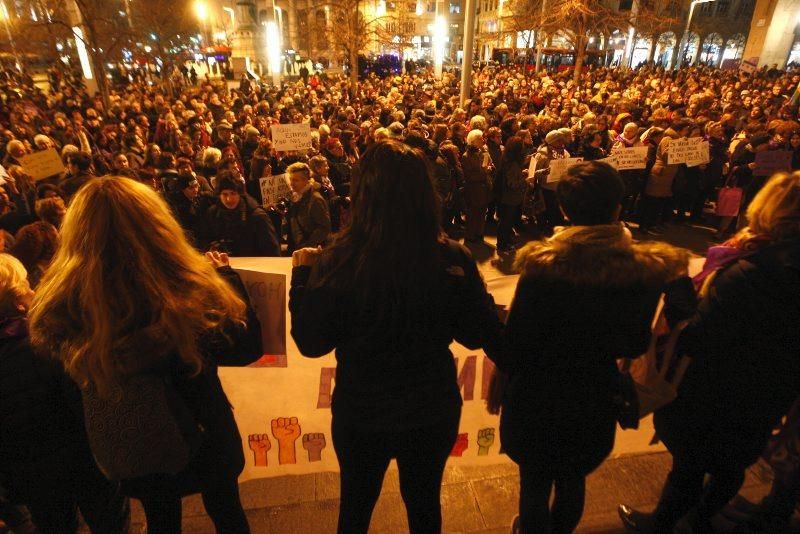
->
[259, 173, 292, 208]
[19, 148, 66, 181]
[222, 257, 711, 481]
[754, 150, 792, 177]
[667, 138, 710, 167]
[546, 157, 583, 183]
[271, 123, 312, 152]
[607, 146, 649, 170]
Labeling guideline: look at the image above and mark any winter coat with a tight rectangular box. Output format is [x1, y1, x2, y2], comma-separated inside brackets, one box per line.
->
[499, 160, 526, 206]
[646, 128, 682, 198]
[0, 318, 91, 487]
[121, 266, 263, 497]
[500, 225, 691, 476]
[289, 239, 503, 431]
[532, 145, 570, 191]
[655, 239, 800, 471]
[288, 185, 331, 250]
[203, 194, 280, 257]
[461, 147, 492, 207]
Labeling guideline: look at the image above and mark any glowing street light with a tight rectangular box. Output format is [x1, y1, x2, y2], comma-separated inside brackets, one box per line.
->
[265, 20, 282, 86]
[194, 0, 208, 22]
[0, 0, 22, 72]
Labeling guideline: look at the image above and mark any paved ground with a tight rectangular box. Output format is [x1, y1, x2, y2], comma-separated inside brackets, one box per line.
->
[126, 452, 776, 533]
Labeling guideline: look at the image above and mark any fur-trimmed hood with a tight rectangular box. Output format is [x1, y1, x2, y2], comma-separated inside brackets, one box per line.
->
[514, 224, 690, 287]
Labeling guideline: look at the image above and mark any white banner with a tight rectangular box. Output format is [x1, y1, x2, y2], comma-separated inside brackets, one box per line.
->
[607, 146, 649, 170]
[259, 174, 292, 208]
[271, 123, 312, 152]
[223, 258, 685, 481]
[667, 138, 710, 167]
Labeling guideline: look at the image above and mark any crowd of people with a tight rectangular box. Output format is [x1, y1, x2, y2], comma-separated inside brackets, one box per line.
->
[0, 58, 798, 534]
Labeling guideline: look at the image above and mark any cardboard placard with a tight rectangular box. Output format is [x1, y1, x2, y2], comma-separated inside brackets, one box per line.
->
[608, 146, 649, 170]
[271, 123, 312, 152]
[259, 173, 292, 208]
[546, 157, 583, 183]
[19, 148, 66, 181]
[667, 138, 710, 167]
[754, 150, 792, 177]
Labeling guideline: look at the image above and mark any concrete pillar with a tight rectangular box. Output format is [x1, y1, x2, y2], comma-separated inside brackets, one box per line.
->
[743, 0, 800, 68]
[287, 0, 298, 51]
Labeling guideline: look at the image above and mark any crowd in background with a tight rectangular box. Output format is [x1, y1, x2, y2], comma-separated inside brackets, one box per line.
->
[0, 60, 797, 534]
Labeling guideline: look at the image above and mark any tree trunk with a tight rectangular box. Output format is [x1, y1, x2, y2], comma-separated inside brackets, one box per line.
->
[572, 30, 586, 84]
[349, 45, 358, 99]
[647, 37, 657, 63]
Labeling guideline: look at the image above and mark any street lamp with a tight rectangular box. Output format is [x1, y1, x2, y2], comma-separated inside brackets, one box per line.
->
[194, 0, 211, 43]
[679, 0, 714, 68]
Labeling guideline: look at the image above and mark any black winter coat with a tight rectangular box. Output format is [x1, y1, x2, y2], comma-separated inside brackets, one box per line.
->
[121, 266, 263, 496]
[203, 195, 280, 257]
[0, 318, 89, 486]
[500, 225, 692, 476]
[289, 240, 503, 431]
[654, 240, 800, 471]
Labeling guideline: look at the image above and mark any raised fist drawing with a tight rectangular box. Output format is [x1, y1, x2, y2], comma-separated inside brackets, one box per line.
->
[302, 432, 327, 462]
[271, 417, 302, 464]
[248, 434, 271, 467]
[450, 433, 469, 457]
[477, 428, 495, 456]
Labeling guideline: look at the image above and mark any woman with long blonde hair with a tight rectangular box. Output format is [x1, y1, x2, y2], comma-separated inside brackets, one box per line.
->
[29, 176, 262, 533]
[620, 171, 800, 532]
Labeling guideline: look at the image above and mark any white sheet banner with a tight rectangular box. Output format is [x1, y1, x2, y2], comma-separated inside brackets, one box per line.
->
[607, 146, 649, 170]
[223, 258, 682, 481]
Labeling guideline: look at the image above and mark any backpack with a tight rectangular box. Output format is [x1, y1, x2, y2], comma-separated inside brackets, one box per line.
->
[81, 372, 204, 481]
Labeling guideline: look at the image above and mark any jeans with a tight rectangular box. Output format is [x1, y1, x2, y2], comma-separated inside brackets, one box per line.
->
[332, 410, 461, 534]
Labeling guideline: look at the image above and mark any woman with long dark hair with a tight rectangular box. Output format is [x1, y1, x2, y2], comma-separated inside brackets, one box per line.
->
[290, 140, 503, 533]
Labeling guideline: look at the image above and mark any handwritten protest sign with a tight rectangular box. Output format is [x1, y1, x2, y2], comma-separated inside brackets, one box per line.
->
[19, 148, 66, 181]
[667, 138, 710, 167]
[259, 173, 292, 207]
[546, 157, 583, 183]
[754, 150, 792, 177]
[608, 146, 649, 170]
[271, 123, 312, 152]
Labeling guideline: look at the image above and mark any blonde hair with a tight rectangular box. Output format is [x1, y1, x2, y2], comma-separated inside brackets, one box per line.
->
[0, 253, 29, 318]
[29, 177, 246, 395]
[744, 172, 800, 242]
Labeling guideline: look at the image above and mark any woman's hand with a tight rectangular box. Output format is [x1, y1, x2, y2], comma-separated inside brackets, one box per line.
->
[292, 246, 322, 267]
[205, 250, 231, 269]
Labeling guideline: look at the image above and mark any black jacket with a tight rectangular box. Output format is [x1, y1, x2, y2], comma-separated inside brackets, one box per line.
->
[289, 240, 502, 431]
[203, 194, 280, 257]
[122, 266, 263, 496]
[655, 240, 800, 470]
[499, 225, 693, 476]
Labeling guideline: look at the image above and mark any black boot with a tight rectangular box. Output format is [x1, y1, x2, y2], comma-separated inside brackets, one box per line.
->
[619, 481, 698, 533]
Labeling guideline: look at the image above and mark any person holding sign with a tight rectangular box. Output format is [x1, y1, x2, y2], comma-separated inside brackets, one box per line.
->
[640, 119, 692, 235]
[531, 130, 572, 231]
[612, 122, 646, 219]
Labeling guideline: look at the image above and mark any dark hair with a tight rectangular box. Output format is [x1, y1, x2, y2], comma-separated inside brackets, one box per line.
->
[557, 161, 624, 225]
[310, 140, 442, 337]
[671, 118, 693, 133]
[67, 152, 92, 171]
[215, 170, 244, 195]
[157, 152, 176, 169]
